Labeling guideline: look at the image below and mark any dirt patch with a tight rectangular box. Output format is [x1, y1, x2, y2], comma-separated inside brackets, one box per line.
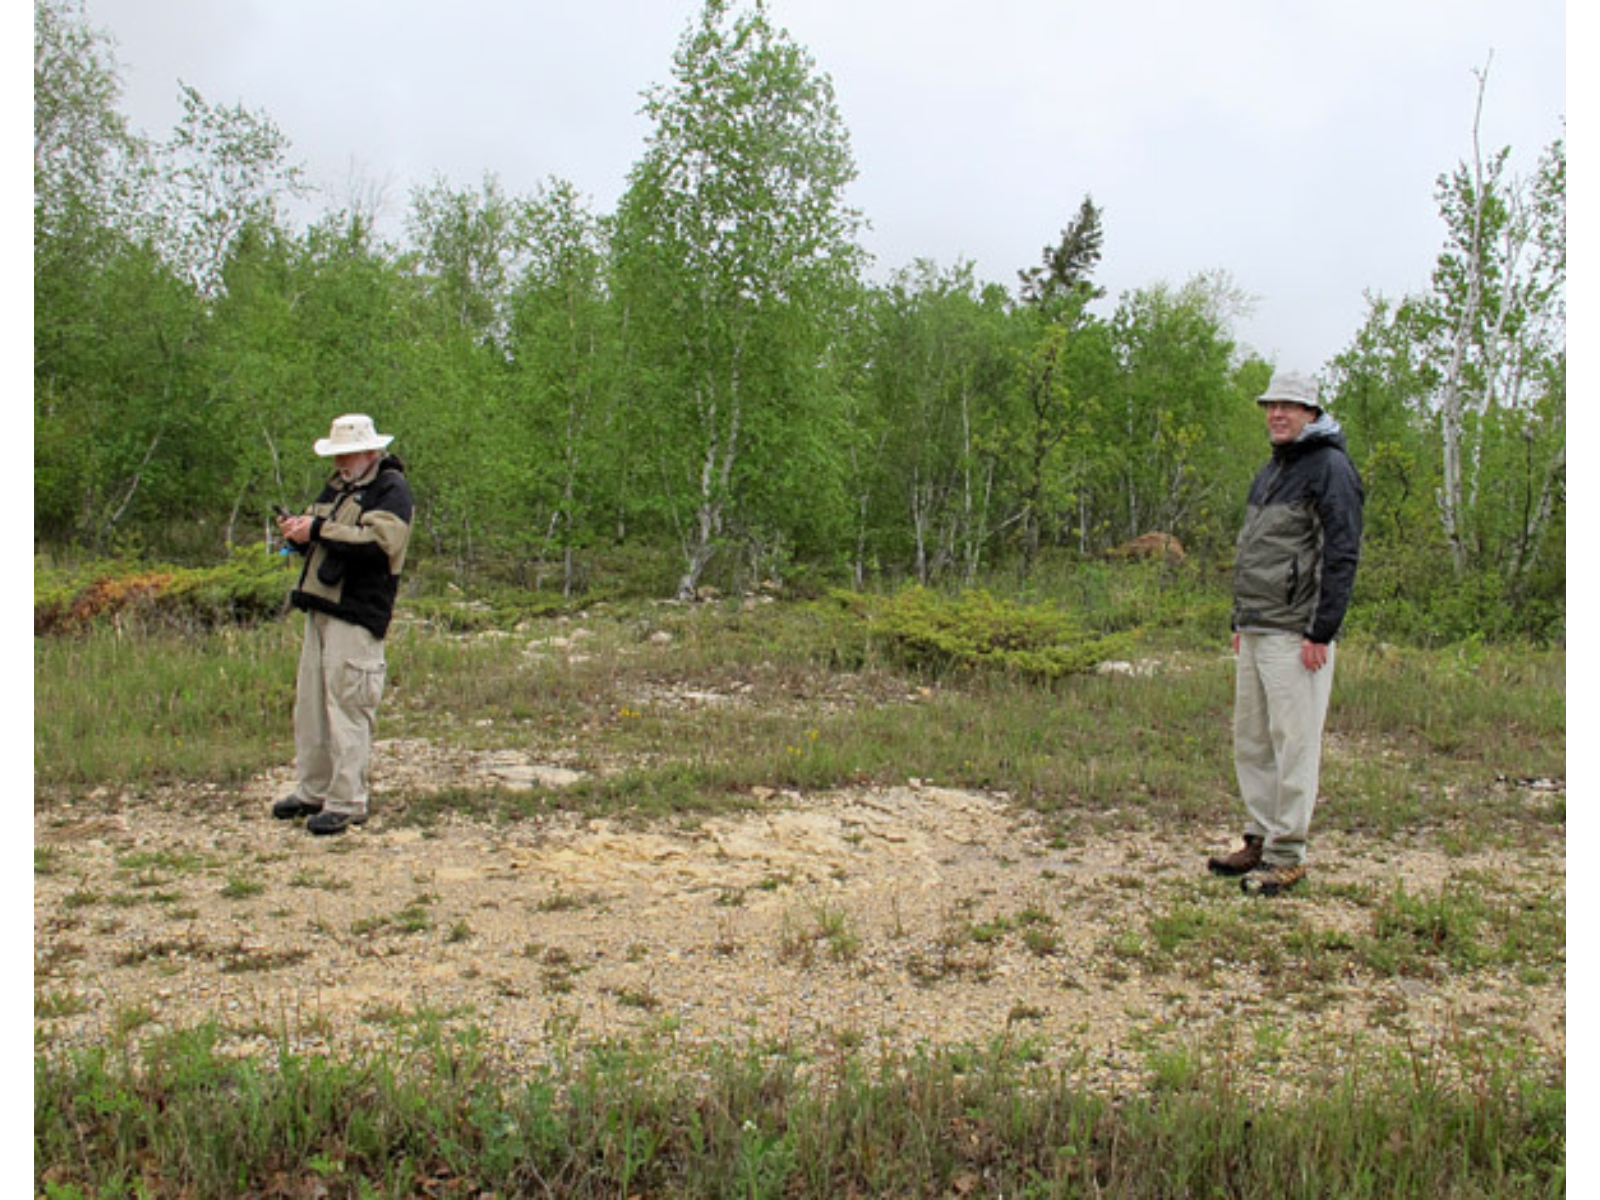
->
[34, 739, 1564, 1089]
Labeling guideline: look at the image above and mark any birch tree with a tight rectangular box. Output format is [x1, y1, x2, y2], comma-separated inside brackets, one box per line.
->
[613, 0, 864, 598]
[1421, 65, 1564, 590]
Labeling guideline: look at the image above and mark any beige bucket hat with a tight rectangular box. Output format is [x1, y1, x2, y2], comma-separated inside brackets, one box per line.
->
[314, 414, 395, 457]
[1256, 370, 1322, 409]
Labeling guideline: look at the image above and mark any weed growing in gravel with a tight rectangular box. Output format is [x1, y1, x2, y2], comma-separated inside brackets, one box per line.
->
[115, 849, 211, 878]
[61, 886, 100, 910]
[774, 901, 863, 966]
[352, 894, 437, 938]
[537, 947, 584, 996]
[35, 990, 90, 1020]
[220, 875, 265, 900]
[110, 1004, 155, 1038]
[288, 866, 351, 891]
[533, 887, 603, 913]
[608, 986, 662, 1011]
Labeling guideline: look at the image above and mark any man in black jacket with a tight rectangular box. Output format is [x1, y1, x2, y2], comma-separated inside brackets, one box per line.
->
[271, 414, 413, 836]
[1208, 371, 1363, 895]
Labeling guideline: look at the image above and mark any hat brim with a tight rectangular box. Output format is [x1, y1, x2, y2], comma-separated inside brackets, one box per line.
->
[1255, 392, 1319, 407]
[314, 433, 394, 457]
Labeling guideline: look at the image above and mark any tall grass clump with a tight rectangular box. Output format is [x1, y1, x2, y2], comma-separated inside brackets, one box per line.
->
[35, 1025, 1564, 1198]
[34, 620, 300, 787]
[1334, 640, 1563, 769]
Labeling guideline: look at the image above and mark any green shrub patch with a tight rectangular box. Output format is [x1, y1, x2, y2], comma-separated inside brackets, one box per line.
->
[833, 586, 1133, 679]
[35, 547, 298, 634]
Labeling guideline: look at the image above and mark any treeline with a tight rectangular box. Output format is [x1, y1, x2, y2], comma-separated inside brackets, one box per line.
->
[34, 0, 1564, 641]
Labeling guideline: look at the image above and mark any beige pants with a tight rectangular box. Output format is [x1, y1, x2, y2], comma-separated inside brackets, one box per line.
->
[1233, 632, 1336, 866]
[293, 611, 386, 816]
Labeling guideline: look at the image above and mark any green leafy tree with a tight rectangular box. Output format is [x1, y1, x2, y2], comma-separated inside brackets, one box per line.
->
[1329, 69, 1565, 635]
[396, 177, 527, 572]
[34, 0, 182, 547]
[35, 237, 202, 549]
[406, 173, 522, 343]
[861, 262, 1013, 584]
[613, 0, 865, 597]
[1099, 272, 1257, 551]
[504, 179, 618, 593]
[200, 212, 415, 548]
[150, 83, 305, 300]
[829, 283, 890, 588]
[1004, 299, 1117, 569]
[33, 0, 140, 244]
[1424, 104, 1565, 591]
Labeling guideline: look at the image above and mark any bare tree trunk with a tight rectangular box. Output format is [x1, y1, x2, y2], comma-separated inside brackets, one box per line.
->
[910, 468, 932, 586]
[1437, 63, 1493, 577]
[676, 330, 745, 600]
[677, 423, 723, 598]
[98, 432, 163, 549]
[1508, 432, 1564, 602]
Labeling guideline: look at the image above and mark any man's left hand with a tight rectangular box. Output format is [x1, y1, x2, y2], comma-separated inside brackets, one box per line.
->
[1301, 640, 1329, 671]
[278, 514, 313, 545]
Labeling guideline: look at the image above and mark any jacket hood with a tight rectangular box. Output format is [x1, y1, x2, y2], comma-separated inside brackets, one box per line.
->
[1276, 413, 1347, 458]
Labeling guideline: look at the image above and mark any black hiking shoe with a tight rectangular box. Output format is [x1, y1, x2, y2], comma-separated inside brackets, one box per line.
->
[272, 795, 322, 821]
[1207, 835, 1263, 877]
[306, 809, 367, 836]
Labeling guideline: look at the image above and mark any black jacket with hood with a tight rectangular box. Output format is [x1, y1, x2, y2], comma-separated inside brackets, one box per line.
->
[1231, 416, 1364, 645]
[289, 454, 413, 640]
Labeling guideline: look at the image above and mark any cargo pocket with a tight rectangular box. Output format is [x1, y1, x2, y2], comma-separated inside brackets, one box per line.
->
[339, 658, 387, 712]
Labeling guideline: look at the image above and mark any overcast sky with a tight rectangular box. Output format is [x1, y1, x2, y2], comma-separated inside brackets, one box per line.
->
[75, 0, 1567, 372]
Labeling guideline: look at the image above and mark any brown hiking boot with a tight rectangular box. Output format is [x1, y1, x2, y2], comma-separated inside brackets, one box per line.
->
[1207, 835, 1263, 877]
[1241, 862, 1307, 897]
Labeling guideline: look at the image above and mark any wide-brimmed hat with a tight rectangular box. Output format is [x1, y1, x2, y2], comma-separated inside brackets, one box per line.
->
[1256, 370, 1321, 410]
[314, 414, 394, 457]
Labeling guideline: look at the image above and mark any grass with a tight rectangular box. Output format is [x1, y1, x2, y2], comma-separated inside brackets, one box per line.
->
[33, 1022, 1563, 1198]
[33, 620, 299, 786]
[778, 901, 863, 965]
[32, 575, 1566, 1197]
[1116, 867, 1565, 998]
[35, 595, 1565, 853]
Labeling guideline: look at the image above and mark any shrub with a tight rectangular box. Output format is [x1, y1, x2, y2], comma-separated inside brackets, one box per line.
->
[833, 586, 1133, 679]
[34, 546, 298, 635]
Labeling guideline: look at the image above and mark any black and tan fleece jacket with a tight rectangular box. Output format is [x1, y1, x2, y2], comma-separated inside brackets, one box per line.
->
[289, 454, 413, 640]
[1231, 417, 1364, 645]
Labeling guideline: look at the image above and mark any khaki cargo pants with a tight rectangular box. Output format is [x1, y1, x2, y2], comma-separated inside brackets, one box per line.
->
[291, 611, 386, 817]
[1233, 632, 1336, 867]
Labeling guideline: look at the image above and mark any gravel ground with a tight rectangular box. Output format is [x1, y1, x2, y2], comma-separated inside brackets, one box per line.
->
[34, 739, 1565, 1091]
